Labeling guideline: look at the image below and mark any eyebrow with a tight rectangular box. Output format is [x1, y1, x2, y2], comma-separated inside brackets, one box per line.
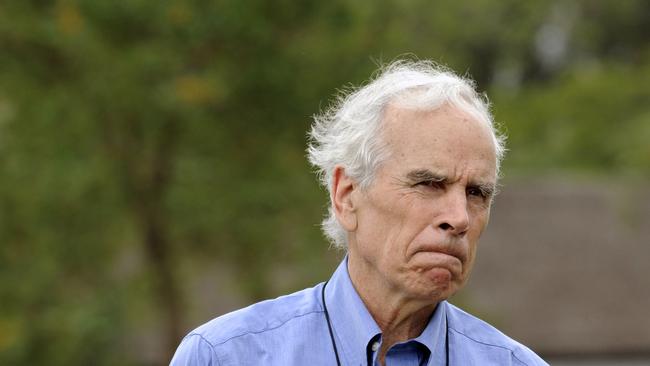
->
[405, 168, 497, 196]
[406, 169, 446, 183]
[472, 183, 497, 198]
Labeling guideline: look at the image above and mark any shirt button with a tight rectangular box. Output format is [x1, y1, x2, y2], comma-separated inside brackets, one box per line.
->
[371, 342, 380, 352]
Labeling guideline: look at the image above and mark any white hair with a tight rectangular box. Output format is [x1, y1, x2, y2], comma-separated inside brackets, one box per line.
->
[307, 60, 506, 249]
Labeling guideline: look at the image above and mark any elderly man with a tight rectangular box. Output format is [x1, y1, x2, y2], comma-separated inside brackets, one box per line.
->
[171, 61, 547, 365]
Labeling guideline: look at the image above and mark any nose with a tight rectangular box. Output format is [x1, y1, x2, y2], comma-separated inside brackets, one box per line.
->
[436, 190, 470, 236]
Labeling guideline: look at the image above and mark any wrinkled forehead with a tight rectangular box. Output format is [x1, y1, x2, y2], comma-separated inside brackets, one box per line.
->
[380, 100, 495, 141]
[378, 102, 498, 179]
[388, 88, 492, 129]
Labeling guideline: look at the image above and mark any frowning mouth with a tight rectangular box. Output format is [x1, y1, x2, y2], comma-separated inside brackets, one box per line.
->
[412, 246, 466, 264]
[411, 250, 464, 277]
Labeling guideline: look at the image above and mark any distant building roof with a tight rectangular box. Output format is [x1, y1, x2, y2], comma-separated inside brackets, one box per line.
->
[460, 179, 650, 356]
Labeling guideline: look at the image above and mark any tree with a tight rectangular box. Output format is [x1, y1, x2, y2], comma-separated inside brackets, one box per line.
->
[0, 0, 647, 364]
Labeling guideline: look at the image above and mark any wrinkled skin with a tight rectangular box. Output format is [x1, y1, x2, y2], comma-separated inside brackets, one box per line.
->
[332, 103, 498, 347]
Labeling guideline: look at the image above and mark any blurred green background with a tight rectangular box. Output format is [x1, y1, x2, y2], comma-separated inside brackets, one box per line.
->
[0, 0, 648, 365]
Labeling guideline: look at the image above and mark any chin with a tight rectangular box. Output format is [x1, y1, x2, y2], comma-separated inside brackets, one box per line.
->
[430, 285, 456, 301]
[403, 268, 464, 301]
[410, 281, 457, 303]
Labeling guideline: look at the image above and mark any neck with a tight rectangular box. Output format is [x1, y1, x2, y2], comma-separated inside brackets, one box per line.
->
[346, 254, 438, 364]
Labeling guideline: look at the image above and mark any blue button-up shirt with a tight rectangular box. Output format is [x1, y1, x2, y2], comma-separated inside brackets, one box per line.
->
[171, 258, 547, 365]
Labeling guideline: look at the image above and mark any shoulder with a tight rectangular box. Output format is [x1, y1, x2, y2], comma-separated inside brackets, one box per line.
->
[444, 302, 548, 366]
[192, 284, 323, 346]
[170, 284, 324, 365]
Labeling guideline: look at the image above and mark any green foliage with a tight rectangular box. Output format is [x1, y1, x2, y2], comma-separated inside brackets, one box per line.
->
[0, 0, 648, 364]
[494, 60, 650, 176]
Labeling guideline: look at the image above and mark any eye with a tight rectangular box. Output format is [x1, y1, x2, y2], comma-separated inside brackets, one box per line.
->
[416, 180, 444, 189]
[467, 187, 486, 198]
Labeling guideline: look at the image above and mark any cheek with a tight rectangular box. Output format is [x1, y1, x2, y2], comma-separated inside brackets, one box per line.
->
[358, 189, 426, 254]
[464, 212, 489, 261]
[470, 208, 490, 235]
[354, 207, 399, 258]
[364, 191, 416, 229]
[387, 199, 428, 247]
[466, 247, 478, 268]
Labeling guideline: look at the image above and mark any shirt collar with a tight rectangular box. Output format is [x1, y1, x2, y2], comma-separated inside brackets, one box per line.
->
[324, 257, 448, 365]
[324, 257, 381, 365]
[414, 299, 447, 365]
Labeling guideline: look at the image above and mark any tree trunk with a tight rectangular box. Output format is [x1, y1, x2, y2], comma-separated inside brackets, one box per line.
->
[102, 116, 183, 363]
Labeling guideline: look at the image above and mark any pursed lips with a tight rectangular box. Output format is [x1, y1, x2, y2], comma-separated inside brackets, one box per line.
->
[411, 241, 467, 264]
[411, 256, 463, 286]
[409, 243, 467, 276]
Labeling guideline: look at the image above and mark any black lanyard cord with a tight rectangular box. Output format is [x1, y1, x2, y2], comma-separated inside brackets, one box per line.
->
[445, 315, 450, 366]
[322, 281, 342, 366]
[321, 280, 450, 366]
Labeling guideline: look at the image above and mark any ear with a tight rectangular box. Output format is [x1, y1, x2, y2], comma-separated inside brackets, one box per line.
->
[331, 166, 358, 232]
